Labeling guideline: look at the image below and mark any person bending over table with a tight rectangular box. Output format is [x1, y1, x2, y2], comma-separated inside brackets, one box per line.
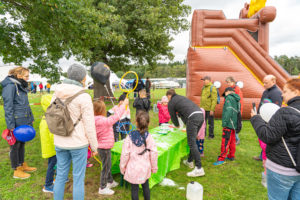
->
[166, 89, 205, 177]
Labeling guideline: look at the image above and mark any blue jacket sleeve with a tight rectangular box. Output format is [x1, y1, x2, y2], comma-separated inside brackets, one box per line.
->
[2, 84, 16, 129]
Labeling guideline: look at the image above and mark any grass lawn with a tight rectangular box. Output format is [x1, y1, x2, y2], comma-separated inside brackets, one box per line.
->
[0, 89, 267, 200]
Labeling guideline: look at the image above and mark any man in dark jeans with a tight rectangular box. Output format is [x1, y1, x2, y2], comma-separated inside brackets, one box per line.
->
[167, 89, 205, 177]
[200, 76, 218, 139]
[253, 74, 283, 161]
[132, 78, 145, 98]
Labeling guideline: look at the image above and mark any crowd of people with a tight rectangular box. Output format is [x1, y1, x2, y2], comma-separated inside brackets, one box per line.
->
[1, 64, 300, 200]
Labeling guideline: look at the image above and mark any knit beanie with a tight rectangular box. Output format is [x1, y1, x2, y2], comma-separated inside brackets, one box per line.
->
[67, 64, 86, 82]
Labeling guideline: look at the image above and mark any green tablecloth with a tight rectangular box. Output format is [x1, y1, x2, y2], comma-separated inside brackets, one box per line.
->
[111, 127, 189, 188]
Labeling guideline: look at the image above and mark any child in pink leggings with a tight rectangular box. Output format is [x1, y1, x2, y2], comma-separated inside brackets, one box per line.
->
[259, 139, 267, 187]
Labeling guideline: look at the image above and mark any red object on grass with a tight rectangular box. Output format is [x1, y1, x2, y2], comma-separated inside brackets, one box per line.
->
[2, 129, 16, 145]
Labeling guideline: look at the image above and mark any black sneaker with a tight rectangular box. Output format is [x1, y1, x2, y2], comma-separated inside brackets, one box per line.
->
[225, 157, 235, 161]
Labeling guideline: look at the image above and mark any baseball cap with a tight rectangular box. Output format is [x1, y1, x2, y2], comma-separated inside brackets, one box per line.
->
[201, 76, 211, 81]
[222, 87, 235, 96]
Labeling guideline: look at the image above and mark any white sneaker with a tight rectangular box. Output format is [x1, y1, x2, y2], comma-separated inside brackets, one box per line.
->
[261, 172, 267, 188]
[98, 187, 115, 195]
[187, 167, 205, 177]
[107, 180, 119, 189]
[183, 160, 194, 169]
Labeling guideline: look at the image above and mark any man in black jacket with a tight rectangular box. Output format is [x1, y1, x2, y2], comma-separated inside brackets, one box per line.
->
[133, 77, 145, 98]
[254, 75, 283, 161]
[258, 75, 283, 112]
[166, 89, 205, 177]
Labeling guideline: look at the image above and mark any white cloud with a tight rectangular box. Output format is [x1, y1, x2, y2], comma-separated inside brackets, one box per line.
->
[171, 0, 300, 61]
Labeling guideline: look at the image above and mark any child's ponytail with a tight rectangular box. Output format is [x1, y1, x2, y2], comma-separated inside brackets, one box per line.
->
[136, 110, 149, 134]
[136, 111, 150, 155]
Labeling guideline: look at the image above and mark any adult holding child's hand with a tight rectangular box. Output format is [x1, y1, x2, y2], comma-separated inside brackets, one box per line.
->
[250, 78, 300, 200]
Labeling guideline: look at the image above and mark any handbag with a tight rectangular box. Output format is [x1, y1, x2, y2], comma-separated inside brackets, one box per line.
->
[2, 129, 16, 145]
[282, 106, 300, 173]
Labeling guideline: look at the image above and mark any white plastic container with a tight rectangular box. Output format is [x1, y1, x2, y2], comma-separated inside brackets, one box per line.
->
[186, 181, 203, 200]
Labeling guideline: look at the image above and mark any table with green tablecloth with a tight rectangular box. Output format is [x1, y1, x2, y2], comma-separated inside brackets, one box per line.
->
[111, 126, 189, 189]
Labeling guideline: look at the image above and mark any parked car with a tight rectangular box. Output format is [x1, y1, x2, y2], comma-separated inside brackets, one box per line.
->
[152, 80, 180, 89]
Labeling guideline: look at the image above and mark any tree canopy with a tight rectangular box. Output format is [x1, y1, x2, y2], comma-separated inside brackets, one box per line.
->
[274, 55, 300, 76]
[0, 0, 191, 83]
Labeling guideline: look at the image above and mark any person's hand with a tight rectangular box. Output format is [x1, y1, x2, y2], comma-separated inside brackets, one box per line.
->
[123, 98, 129, 106]
[92, 151, 98, 157]
[9, 128, 14, 131]
[250, 108, 257, 118]
[210, 111, 214, 116]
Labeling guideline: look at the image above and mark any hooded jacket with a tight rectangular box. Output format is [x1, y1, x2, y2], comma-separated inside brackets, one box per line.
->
[95, 105, 126, 149]
[120, 131, 158, 184]
[52, 79, 98, 152]
[168, 94, 201, 126]
[222, 93, 241, 129]
[251, 96, 300, 168]
[39, 94, 56, 158]
[157, 103, 170, 124]
[133, 97, 151, 113]
[1, 76, 34, 129]
[200, 82, 218, 111]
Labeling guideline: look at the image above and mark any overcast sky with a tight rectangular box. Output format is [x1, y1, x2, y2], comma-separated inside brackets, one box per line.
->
[1, 0, 299, 69]
[171, 0, 300, 61]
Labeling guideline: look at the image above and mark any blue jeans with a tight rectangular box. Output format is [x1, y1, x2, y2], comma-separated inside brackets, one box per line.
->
[54, 147, 88, 200]
[267, 169, 300, 200]
[45, 155, 57, 187]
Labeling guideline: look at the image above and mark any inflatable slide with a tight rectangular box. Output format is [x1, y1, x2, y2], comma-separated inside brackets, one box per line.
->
[186, 3, 290, 119]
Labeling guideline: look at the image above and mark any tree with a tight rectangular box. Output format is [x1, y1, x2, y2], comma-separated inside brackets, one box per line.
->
[0, 0, 190, 96]
[274, 55, 300, 75]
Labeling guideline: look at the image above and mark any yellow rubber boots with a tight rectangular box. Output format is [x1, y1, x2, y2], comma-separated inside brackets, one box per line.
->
[13, 166, 30, 179]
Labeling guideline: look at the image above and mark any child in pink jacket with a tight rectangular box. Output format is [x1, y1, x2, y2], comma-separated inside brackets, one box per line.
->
[120, 111, 158, 200]
[93, 98, 129, 196]
[157, 96, 171, 126]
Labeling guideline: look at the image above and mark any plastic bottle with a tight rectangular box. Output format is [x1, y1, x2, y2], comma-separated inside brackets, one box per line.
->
[186, 181, 203, 200]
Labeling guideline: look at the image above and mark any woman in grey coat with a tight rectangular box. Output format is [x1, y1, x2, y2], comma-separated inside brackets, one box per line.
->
[1, 66, 36, 179]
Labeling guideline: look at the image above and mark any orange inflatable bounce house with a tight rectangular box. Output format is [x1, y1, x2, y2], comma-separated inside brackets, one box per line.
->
[186, 1, 290, 119]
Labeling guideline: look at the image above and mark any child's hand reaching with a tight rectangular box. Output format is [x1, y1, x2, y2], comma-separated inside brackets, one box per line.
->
[123, 98, 129, 106]
[92, 151, 98, 157]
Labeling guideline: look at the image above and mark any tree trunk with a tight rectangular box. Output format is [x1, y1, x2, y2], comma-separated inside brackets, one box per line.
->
[93, 78, 114, 100]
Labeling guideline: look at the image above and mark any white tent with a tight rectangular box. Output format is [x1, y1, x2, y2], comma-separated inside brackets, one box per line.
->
[0, 65, 125, 92]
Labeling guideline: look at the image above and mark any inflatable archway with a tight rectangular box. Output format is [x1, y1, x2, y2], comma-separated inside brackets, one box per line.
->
[186, 3, 290, 119]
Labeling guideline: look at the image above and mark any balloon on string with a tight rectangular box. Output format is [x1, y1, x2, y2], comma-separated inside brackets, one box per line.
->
[213, 81, 221, 89]
[13, 125, 36, 142]
[259, 103, 280, 123]
[236, 81, 244, 89]
[91, 62, 111, 84]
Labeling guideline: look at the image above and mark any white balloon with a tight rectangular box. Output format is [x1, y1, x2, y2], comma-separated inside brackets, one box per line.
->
[236, 81, 244, 89]
[259, 103, 280, 123]
[213, 81, 221, 89]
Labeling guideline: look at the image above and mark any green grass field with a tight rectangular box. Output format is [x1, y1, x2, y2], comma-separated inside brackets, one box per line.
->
[0, 89, 267, 200]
